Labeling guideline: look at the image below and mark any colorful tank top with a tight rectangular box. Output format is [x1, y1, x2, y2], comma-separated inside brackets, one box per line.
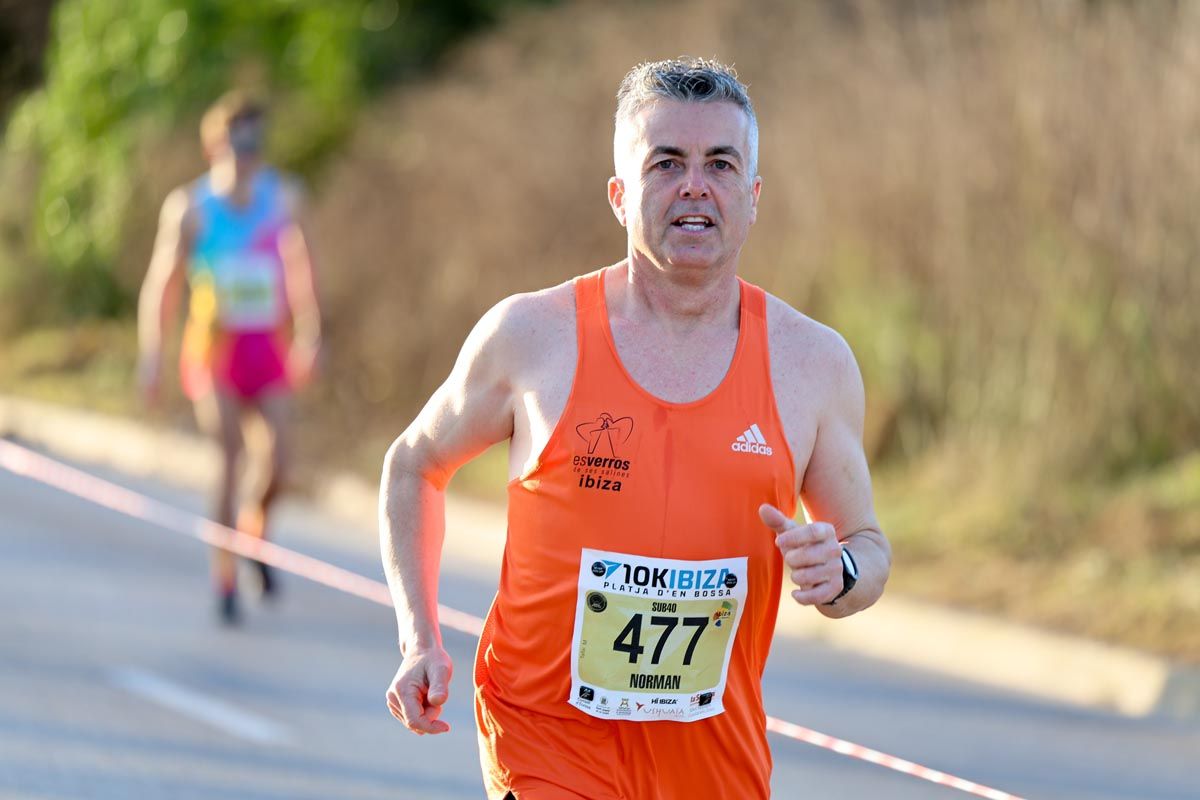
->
[474, 268, 798, 800]
[185, 169, 290, 335]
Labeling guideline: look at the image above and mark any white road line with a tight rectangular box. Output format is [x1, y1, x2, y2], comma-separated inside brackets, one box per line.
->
[110, 667, 292, 746]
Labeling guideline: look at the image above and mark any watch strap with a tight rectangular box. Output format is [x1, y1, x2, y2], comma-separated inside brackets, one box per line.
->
[823, 546, 858, 606]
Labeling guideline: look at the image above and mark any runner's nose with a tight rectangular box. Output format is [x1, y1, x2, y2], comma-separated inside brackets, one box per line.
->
[679, 165, 710, 199]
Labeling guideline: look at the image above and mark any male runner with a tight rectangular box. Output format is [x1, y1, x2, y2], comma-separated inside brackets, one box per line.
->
[138, 91, 321, 624]
[381, 59, 891, 798]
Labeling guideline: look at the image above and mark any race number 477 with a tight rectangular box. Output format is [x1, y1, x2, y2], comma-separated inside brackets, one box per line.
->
[613, 614, 708, 665]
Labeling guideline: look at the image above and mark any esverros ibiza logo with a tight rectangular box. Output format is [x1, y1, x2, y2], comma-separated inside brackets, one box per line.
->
[576, 412, 634, 457]
[574, 412, 635, 493]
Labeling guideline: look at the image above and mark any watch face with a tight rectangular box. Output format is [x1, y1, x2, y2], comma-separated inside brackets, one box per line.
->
[842, 548, 859, 580]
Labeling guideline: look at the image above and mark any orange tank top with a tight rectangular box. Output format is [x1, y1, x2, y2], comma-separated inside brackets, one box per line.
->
[474, 268, 797, 800]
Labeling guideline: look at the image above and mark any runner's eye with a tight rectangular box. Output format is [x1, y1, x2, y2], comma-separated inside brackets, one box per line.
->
[654, 160, 677, 171]
[712, 160, 731, 171]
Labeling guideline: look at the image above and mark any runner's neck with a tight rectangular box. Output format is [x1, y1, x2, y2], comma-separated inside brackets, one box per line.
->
[209, 160, 261, 206]
[611, 259, 741, 335]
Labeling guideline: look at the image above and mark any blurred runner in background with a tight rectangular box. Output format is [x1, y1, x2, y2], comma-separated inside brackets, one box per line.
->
[137, 90, 322, 624]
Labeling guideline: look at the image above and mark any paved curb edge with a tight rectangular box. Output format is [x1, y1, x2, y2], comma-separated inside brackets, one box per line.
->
[2, 394, 1196, 720]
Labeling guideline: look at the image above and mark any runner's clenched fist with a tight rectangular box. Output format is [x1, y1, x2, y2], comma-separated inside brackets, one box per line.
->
[759, 503, 844, 606]
[386, 645, 453, 735]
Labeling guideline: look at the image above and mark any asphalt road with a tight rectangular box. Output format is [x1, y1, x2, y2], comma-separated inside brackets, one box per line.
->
[1, 447, 1197, 800]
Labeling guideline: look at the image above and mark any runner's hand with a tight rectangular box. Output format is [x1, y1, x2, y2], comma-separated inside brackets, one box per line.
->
[286, 341, 320, 389]
[385, 645, 453, 735]
[759, 503, 843, 606]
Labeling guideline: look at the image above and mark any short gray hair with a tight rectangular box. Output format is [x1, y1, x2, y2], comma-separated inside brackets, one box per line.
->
[615, 58, 759, 174]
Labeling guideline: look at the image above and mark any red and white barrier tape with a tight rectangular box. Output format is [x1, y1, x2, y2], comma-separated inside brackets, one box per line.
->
[0, 438, 1024, 800]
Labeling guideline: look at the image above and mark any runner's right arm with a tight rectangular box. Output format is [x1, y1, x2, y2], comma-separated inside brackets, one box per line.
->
[380, 298, 521, 734]
[137, 188, 193, 404]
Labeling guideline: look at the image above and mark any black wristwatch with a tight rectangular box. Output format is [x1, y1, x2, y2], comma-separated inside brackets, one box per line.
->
[824, 546, 859, 606]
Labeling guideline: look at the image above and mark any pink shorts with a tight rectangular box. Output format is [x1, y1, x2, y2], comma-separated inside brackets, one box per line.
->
[182, 329, 289, 401]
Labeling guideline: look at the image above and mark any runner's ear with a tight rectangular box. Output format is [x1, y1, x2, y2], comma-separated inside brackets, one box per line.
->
[608, 177, 627, 226]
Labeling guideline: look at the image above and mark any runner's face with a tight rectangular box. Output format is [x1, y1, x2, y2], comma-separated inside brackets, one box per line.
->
[209, 113, 264, 165]
[227, 115, 264, 157]
[610, 100, 761, 274]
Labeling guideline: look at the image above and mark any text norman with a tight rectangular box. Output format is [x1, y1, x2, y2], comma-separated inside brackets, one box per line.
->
[629, 673, 682, 690]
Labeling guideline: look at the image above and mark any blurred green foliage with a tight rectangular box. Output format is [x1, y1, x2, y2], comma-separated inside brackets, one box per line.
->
[0, 0, 550, 323]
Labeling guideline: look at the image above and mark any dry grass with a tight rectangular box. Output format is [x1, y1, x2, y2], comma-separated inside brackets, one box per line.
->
[299, 0, 1200, 469]
[6, 0, 1199, 658]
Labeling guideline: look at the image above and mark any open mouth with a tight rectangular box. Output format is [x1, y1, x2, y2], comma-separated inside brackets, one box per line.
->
[671, 215, 715, 232]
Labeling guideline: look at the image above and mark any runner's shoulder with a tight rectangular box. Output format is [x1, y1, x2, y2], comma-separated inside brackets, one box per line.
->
[463, 278, 576, 375]
[159, 184, 199, 234]
[271, 171, 306, 216]
[763, 291, 861, 395]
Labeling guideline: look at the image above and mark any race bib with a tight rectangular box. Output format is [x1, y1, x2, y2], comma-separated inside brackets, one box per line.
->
[212, 254, 282, 329]
[569, 548, 748, 723]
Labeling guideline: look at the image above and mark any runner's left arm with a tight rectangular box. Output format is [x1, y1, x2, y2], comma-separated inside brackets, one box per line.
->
[798, 335, 891, 618]
[279, 180, 322, 385]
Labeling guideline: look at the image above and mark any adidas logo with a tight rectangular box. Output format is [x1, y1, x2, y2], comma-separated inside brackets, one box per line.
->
[731, 423, 774, 456]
